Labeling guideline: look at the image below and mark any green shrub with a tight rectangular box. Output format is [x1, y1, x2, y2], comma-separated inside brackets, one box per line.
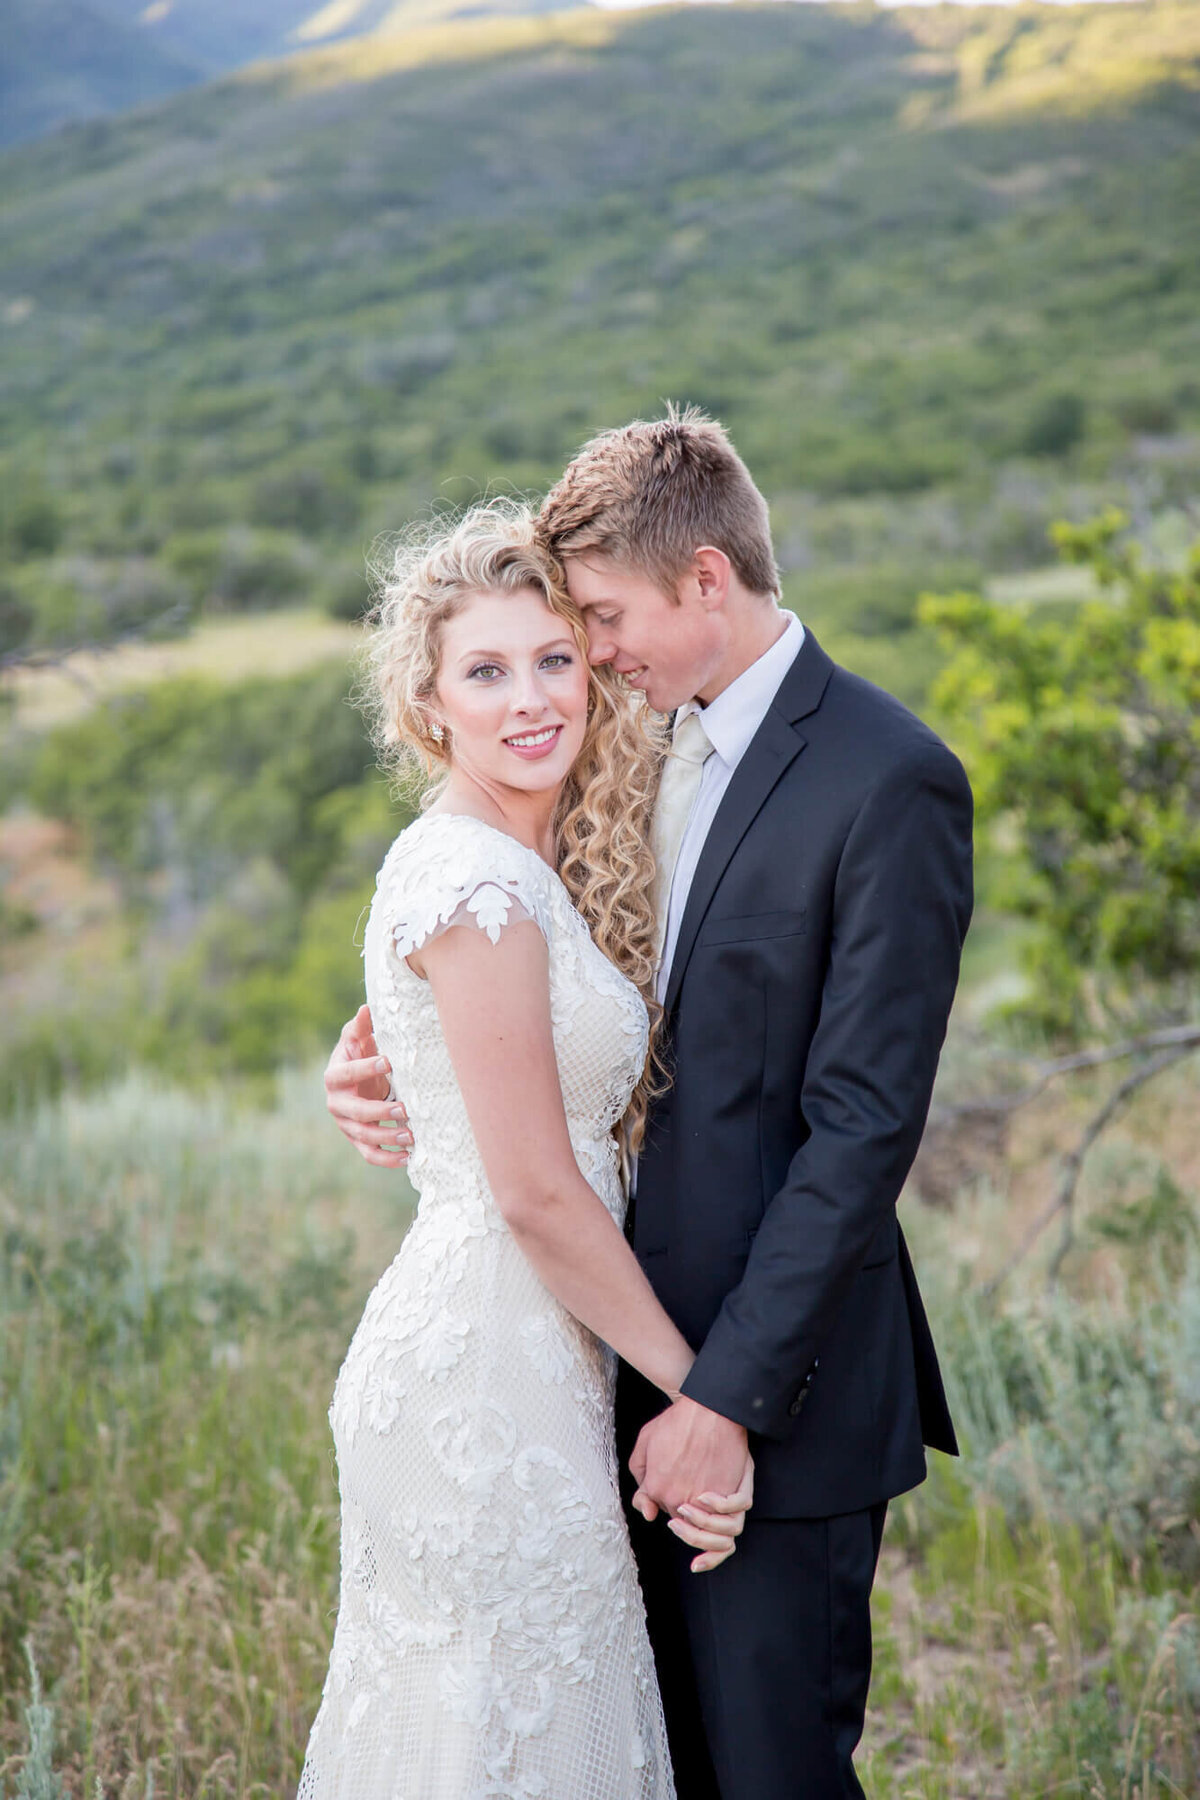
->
[250, 468, 360, 539]
[162, 527, 315, 611]
[1022, 392, 1088, 458]
[3, 492, 64, 563]
[0, 581, 36, 661]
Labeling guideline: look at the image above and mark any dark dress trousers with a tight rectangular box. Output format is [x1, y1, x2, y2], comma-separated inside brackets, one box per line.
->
[617, 630, 974, 1799]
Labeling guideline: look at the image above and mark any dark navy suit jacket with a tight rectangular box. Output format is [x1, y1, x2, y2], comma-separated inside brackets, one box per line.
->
[620, 630, 974, 1518]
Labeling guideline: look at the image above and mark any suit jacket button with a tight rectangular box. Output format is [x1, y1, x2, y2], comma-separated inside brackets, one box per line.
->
[788, 1393, 806, 1417]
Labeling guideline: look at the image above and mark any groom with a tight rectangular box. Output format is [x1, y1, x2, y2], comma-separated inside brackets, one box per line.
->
[325, 409, 973, 1799]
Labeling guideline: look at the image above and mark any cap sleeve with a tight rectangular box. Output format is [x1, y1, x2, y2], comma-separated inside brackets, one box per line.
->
[379, 818, 555, 966]
[396, 879, 544, 956]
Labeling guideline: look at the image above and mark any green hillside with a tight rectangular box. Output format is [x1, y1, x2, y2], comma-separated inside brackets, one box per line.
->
[0, 0, 1196, 1100]
[2, 0, 1198, 682]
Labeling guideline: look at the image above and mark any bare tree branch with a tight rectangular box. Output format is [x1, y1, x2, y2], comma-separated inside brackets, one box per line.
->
[930, 1022, 1200, 1127]
[980, 1040, 1200, 1297]
[0, 601, 193, 679]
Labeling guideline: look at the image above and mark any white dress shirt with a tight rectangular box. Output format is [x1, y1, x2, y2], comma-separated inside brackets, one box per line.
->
[656, 609, 805, 1002]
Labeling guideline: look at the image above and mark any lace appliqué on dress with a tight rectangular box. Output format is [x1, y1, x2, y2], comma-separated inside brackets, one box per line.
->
[393, 880, 547, 960]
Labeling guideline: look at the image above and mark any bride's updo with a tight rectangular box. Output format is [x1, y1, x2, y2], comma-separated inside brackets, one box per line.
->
[360, 499, 668, 1150]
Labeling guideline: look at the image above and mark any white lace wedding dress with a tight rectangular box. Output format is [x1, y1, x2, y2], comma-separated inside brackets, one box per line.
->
[298, 812, 675, 1800]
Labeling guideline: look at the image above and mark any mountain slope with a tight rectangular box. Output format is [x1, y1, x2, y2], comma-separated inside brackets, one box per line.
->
[100, 1, 336, 72]
[0, 0, 201, 147]
[100, 0, 579, 70]
[0, 0, 1197, 634]
[2, 0, 589, 146]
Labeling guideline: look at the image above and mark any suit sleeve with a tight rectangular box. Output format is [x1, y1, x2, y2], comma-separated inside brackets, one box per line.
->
[680, 741, 974, 1441]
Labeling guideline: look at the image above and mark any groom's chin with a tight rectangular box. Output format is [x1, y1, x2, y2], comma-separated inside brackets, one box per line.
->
[637, 676, 684, 714]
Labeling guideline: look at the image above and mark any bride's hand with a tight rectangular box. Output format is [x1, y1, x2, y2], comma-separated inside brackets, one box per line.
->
[665, 1460, 754, 1574]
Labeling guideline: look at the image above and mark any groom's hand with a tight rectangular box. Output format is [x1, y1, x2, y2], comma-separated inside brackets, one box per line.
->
[324, 1004, 413, 1167]
[629, 1396, 751, 1527]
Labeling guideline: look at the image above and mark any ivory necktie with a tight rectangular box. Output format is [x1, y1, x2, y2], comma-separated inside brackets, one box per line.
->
[650, 707, 715, 966]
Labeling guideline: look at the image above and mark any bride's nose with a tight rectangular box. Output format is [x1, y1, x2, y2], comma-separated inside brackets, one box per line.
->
[510, 667, 549, 718]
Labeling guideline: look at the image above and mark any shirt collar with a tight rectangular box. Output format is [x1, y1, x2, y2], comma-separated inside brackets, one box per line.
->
[676, 609, 805, 772]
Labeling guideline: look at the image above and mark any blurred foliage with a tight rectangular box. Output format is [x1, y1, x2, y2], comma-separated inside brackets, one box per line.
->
[3, 0, 1200, 1089]
[0, 668, 405, 1106]
[922, 512, 1200, 1036]
[30, 666, 374, 897]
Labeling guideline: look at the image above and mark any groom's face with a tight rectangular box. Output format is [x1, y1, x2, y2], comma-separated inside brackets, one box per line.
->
[564, 555, 724, 714]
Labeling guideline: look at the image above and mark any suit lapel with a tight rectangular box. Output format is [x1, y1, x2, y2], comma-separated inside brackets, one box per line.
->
[662, 630, 835, 1018]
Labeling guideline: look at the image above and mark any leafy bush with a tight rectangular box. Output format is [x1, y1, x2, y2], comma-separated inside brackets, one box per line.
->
[320, 559, 372, 622]
[29, 666, 376, 897]
[792, 560, 984, 639]
[250, 468, 360, 539]
[938, 1272, 1200, 1569]
[2, 490, 64, 562]
[1022, 391, 1087, 458]
[162, 526, 315, 611]
[921, 513, 1200, 1034]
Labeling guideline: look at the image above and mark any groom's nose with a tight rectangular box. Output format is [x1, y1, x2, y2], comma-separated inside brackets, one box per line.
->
[585, 621, 616, 666]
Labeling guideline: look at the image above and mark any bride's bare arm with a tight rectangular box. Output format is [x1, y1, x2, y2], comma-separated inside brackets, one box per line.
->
[417, 915, 695, 1405]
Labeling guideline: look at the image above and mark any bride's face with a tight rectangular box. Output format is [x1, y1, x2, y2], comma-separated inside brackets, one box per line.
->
[432, 588, 590, 797]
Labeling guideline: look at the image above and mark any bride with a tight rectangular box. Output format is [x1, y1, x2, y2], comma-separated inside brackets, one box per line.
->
[298, 503, 751, 1800]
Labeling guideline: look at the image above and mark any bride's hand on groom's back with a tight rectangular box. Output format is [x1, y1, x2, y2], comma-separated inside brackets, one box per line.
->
[324, 1004, 414, 1167]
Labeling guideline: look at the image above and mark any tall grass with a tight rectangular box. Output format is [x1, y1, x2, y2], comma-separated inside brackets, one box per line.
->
[0, 1071, 410, 1797]
[1, 1070, 1197, 1795]
[862, 1197, 1200, 1797]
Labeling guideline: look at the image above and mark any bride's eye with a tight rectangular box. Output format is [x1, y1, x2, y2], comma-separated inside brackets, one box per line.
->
[540, 653, 573, 670]
[468, 662, 503, 681]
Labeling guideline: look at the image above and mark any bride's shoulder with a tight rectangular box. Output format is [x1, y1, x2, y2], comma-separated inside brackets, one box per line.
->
[380, 811, 548, 884]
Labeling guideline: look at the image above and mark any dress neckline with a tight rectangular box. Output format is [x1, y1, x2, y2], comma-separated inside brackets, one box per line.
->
[416, 808, 557, 872]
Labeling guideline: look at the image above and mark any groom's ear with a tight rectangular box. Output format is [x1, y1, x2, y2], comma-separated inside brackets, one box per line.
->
[689, 545, 732, 613]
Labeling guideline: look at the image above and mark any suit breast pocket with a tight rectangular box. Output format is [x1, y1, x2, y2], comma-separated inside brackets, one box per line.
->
[698, 909, 808, 946]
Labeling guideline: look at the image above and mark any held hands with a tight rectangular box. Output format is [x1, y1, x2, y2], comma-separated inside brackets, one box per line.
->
[323, 1005, 414, 1168]
[630, 1396, 754, 1574]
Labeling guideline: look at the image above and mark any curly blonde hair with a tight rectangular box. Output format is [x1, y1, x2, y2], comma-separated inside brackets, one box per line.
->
[359, 499, 668, 1153]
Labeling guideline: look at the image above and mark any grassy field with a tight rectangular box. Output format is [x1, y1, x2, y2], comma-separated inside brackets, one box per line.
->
[1, 1054, 1198, 1797]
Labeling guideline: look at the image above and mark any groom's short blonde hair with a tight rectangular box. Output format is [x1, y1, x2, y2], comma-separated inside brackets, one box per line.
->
[537, 405, 780, 601]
